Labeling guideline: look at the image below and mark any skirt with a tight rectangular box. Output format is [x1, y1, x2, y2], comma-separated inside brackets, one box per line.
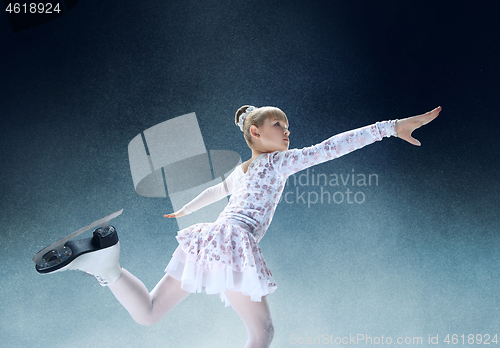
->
[164, 218, 277, 308]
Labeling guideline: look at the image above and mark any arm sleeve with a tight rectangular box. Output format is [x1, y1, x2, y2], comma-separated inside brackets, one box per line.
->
[271, 120, 397, 179]
[180, 166, 239, 215]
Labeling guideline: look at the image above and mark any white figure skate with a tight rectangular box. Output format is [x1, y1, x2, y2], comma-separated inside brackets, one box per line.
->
[32, 209, 123, 286]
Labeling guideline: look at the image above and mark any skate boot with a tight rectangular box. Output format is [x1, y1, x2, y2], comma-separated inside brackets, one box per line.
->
[33, 209, 123, 286]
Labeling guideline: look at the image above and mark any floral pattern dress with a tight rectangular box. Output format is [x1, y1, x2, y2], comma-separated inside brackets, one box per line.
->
[164, 120, 397, 308]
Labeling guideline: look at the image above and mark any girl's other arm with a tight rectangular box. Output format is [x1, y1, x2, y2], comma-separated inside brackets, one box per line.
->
[164, 166, 238, 218]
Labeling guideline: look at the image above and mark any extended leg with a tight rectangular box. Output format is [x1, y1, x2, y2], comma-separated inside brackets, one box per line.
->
[224, 290, 274, 348]
[33, 219, 190, 327]
[108, 269, 190, 326]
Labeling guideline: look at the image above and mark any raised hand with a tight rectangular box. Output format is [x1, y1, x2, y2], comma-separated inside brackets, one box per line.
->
[396, 106, 441, 146]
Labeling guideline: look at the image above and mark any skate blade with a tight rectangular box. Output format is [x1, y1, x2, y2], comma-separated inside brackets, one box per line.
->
[32, 209, 123, 268]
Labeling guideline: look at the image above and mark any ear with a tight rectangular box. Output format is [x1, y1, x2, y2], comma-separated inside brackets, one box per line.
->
[249, 125, 260, 138]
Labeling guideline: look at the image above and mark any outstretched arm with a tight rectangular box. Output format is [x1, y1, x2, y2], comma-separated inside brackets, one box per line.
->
[271, 120, 396, 179]
[395, 106, 441, 146]
[271, 106, 441, 179]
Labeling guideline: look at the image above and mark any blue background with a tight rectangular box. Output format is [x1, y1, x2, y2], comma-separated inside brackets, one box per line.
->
[1, 0, 499, 347]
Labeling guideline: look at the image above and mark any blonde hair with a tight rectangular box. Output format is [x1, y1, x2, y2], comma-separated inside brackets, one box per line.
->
[234, 105, 288, 147]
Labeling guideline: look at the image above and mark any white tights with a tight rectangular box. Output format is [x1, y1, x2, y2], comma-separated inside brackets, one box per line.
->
[108, 268, 274, 348]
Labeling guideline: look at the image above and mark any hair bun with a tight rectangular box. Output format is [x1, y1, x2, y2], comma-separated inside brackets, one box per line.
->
[236, 106, 256, 131]
[235, 105, 254, 126]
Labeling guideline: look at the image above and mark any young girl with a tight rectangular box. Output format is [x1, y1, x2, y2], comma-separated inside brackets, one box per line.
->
[42, 105, 441, 348]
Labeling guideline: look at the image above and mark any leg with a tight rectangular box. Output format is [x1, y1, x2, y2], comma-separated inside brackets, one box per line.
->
[224, 290, 274, 348]
[108, 268, 190, 326]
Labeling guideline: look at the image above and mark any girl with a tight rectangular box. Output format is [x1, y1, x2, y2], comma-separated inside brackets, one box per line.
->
[44, 105, 441, 348]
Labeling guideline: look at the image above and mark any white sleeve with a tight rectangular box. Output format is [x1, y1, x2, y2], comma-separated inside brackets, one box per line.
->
[271, 120, 397, 179]
[180, 166, 239, 215]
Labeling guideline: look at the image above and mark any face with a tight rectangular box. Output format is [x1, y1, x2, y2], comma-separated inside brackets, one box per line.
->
[251, 116, 290, 152]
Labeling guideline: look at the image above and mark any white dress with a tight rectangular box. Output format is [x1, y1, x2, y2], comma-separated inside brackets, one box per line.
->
[164, 120, 397, 308]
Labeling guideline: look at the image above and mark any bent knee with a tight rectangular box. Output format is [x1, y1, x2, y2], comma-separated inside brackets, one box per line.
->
[265, 319, 275, 340]
[252, 319, 274, 346]
[266, 318, 274, 331]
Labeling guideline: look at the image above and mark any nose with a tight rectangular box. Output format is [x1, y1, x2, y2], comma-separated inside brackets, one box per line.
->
[284, 128, 290, 136]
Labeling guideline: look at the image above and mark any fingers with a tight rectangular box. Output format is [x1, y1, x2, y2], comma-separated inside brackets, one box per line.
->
[412, 106, 441, 129]
[423, 106, 441, 123]
[164, 212, 182, 218]
[421, 106, 441, 117]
